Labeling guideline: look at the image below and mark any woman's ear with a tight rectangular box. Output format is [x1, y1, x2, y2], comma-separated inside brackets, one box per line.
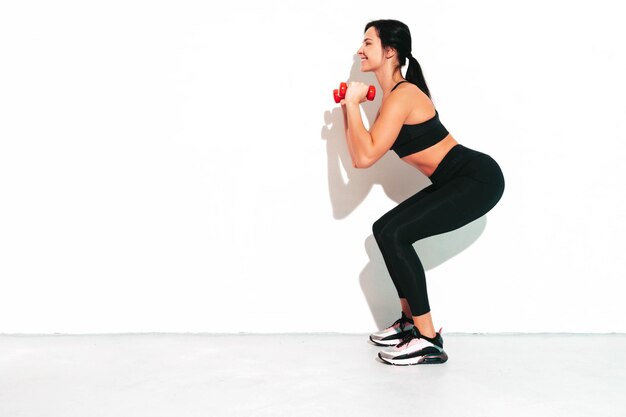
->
[385, 46, 397, 60]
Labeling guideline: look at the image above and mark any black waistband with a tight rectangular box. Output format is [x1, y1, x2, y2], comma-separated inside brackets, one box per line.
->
[428, 144, 485, 184]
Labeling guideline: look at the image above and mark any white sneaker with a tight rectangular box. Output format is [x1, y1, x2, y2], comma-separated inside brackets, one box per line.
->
[369, 312, 415, 346]
[378, 326, 448, 366]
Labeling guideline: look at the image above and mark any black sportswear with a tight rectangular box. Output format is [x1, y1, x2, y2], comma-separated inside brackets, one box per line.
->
[389, 80, 450, 157]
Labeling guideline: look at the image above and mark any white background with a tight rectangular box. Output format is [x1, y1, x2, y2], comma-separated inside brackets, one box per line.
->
[1, 0, 624, 334]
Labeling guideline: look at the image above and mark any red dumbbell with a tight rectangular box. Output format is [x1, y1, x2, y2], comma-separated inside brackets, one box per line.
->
[333, 82, 376, 103]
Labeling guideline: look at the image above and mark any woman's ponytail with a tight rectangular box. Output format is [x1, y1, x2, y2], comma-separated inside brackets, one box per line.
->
[405, 54, 431, 100]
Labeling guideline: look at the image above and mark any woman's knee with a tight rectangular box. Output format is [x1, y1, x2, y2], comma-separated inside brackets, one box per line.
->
[372, 216, 387, 238]
[374, 221, 404, 246]
[373, 215, 399, 241]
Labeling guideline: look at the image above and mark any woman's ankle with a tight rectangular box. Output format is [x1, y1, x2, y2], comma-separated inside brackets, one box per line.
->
[399, 299, 412, 320]
[412, 312, 436, 338]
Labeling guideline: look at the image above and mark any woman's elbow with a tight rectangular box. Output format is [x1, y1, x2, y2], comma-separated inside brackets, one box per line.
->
[354, 157, 372, 169]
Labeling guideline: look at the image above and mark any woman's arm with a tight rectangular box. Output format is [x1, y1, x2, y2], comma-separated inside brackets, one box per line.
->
[340, 80, 411, 168]
[341, 103, 359, 168]
[343, 101, 374, 168]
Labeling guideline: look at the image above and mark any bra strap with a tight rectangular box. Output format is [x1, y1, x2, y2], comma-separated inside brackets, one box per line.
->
[391, 80, 409, 92]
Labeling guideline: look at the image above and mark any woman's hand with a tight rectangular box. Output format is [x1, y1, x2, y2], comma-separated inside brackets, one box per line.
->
[343, 81, 370, 105]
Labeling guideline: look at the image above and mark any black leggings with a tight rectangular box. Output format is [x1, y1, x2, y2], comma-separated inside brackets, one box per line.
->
[372, 144, 505, 316]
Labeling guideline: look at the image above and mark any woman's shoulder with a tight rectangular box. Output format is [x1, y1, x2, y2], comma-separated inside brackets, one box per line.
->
[394, 81, 428, 102]
[392, 80, 420, 93]
[388, 82, 433, 121]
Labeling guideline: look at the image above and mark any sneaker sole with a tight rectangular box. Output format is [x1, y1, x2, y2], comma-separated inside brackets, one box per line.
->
[377, 351, 449, 366]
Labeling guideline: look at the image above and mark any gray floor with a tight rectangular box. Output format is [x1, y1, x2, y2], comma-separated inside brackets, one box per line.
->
[1, 333, 625, 417]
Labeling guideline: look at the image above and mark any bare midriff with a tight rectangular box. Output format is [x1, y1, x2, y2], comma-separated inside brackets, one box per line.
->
[400, 133, 459, 178]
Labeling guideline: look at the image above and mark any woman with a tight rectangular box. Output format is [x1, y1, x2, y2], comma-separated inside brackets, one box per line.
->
[341, 19, 505, 366]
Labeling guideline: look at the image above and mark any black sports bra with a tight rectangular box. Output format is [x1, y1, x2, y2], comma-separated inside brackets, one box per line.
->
[388, 81, 450, 158]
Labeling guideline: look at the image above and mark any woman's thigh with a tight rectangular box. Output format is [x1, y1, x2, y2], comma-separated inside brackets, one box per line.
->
[377, 160, 504, 244]
[372, 183, 436, 234]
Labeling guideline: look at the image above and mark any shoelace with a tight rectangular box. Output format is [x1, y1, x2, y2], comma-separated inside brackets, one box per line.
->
[394, 315, 414, 332]
[395, 317, 406, 332]
[397, 326, 420, 348]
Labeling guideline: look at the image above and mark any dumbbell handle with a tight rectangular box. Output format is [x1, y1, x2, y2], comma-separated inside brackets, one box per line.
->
[333, 82, 376, 103]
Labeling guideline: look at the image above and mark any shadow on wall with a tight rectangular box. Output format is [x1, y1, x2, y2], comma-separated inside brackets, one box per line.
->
[321, 55, 488, 330]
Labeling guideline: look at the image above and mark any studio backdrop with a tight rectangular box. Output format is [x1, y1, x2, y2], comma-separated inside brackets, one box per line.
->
[1, 0, 624, 334]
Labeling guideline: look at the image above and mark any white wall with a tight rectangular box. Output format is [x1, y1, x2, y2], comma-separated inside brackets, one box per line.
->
[1, 0, 624, 334]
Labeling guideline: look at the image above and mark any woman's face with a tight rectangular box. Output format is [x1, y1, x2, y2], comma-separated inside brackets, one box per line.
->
[357, 26, 384, 71]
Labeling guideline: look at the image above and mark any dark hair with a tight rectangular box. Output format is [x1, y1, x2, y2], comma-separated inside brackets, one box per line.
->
[364, 19, 431, 99]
